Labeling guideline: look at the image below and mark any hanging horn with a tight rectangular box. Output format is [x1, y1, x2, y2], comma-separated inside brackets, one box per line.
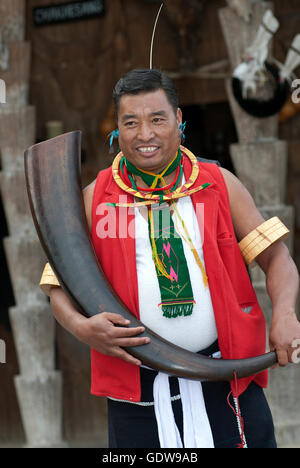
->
[24, 131, 277, 381]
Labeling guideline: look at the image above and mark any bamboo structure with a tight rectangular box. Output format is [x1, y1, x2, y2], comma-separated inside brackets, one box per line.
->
[219, 1, 300, 448]
[0, 0, 65, 447]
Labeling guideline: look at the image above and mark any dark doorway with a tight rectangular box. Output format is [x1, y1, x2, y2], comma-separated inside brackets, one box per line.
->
[181, 102, 238, 173]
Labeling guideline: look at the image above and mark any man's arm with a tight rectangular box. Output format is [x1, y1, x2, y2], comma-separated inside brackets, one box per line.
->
[221, 167, 300, 366]
[49, 180, 149, 366]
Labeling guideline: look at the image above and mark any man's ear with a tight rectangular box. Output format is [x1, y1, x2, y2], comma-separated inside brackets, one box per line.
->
[176, 107, 183, 125]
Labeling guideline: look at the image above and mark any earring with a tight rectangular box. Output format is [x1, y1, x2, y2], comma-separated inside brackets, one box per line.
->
[179, 122, 187, 142]
[108, 129, 119, 153]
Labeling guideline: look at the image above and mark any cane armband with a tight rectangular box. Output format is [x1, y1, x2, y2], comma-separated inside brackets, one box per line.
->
[40, 262, 60, 296]
[239, 216, 290, 266]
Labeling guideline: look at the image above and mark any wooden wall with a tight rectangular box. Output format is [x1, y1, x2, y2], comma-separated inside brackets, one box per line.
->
[25, 0, 231, 183]
[25, 0, 300, 173]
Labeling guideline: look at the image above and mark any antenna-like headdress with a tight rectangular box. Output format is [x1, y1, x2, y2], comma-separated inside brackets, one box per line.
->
[150, 3, 164, 70]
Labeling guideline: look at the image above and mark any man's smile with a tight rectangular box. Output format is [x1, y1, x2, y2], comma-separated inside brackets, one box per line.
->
[136, 146, 160, 157]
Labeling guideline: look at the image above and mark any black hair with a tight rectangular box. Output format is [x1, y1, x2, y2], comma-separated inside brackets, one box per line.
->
[113, 69, 179, 116]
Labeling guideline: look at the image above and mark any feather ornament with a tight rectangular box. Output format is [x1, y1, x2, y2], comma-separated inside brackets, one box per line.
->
[279, 34, 300, 82]
[246, 10, 279, 66]
[233, 10, 279, 98]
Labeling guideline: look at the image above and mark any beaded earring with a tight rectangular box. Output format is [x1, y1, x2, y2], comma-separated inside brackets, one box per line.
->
[179, 122, 187, 142]
[108, 129, 119, 153]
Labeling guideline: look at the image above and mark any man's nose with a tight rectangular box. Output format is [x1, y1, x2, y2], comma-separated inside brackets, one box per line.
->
[137, 122, 155, 141]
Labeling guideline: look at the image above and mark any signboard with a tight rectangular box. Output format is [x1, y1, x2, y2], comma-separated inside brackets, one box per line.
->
[33, 0, 105, 27]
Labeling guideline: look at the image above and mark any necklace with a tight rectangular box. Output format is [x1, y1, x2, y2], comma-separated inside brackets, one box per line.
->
[124, 149, 182, 190]
[111, 146, 210, 207]
[121, 156, 182, 194]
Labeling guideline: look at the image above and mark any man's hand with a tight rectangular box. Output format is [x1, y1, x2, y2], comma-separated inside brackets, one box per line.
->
[75, 312, 150, 366]
[269, 309, 300, 367]
[50, 287, 150, 367]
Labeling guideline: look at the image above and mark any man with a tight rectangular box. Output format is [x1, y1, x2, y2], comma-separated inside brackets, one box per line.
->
[46, 69, 300, 448]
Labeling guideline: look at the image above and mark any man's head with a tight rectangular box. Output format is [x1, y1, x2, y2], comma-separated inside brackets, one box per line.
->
[113, 69, 179, 117]
[113, 69, 182, 173]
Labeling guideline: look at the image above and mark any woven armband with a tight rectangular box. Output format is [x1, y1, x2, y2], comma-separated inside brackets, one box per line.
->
[239, 217, 290, 266]
[39, 262, 60, 296]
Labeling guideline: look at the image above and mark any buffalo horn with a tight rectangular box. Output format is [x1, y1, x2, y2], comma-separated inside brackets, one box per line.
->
[24, 131, 277, 381]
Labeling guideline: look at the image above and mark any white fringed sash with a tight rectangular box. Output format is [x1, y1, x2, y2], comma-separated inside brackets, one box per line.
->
[152, 351, 221, 449]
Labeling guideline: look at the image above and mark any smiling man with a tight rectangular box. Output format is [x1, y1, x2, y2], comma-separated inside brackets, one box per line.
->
[117, 89, 182, 174]
[44, 69, 300, 449]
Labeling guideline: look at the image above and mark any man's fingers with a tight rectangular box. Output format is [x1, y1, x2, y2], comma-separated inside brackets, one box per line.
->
[92, 312, 150, 365]
[113, 348, 142, 366]
[115, 336, 151, 347]
[102, 313, 147, 334]
[270, 342, 300, 367]
[112, 326, 146, 338]
[275, 349, 289, 367]
[103, 312, 131, 326]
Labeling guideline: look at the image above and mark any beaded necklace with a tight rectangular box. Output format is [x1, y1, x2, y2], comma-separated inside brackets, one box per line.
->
[111, 147, 209, 318]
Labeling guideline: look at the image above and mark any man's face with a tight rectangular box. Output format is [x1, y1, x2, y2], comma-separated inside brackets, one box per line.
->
[117, 89, 182, 173]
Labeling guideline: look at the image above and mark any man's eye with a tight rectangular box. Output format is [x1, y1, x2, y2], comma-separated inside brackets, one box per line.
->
[125, 121, 136, 127]
[153, 118, 163, 123]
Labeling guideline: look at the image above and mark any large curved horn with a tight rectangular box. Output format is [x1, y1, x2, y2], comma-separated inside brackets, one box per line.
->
[24, 131, 277, 381]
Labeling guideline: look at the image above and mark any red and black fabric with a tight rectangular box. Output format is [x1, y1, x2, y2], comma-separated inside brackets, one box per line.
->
[90, 152, 268, 400]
